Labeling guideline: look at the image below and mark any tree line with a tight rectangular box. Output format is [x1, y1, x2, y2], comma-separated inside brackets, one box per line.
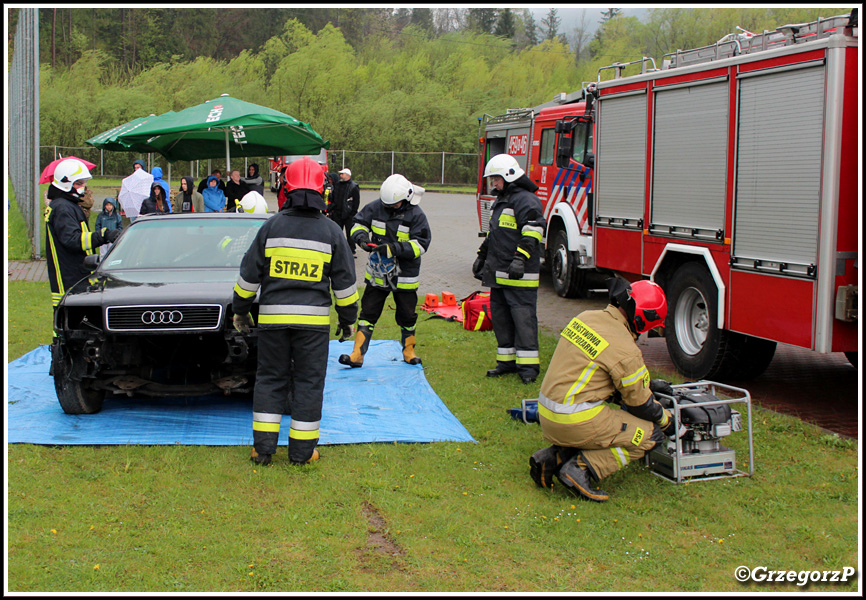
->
[10, 7, 848, 155]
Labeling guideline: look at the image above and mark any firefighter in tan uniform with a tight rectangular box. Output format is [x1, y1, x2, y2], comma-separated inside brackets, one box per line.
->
[529, 279, 680, 502]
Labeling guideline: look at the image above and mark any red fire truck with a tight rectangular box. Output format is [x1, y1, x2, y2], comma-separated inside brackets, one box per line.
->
[269, 148, 329, 192]
[476, 11, 858, 380]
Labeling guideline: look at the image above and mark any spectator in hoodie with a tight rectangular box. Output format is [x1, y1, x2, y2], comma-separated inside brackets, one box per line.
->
[202, 175, 227, 212]
[95, 197, 123, 256]
[225, 169, 250, 212]
[132, 159, 147, 173]
[198, 169, 227, 194]
[172, 176, 205, 214]
[140, 182, 171, 215]
[242, 163, 265, 195]
[151, 166, 173, 213]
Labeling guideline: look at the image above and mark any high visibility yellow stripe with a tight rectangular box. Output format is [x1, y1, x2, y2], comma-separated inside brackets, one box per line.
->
[522, 229, 543, 242]
[397, 231, 410, 241]
[516, 247, 531, 259]
[233, 284, 257, 298]
[474, 311, 486, 331]
[612, 447, 629, 468]
[495, 277, 539, 288]
[265, 247, 332, 263]
[371, 225, 386, 236]
[46, 229, 65, 296]
[351, 224, 369, 235]
[335, 291, 359, 306]
[253, 422, 281, 433]
[516, 356, 540, 365]
[658, 410, 670, 428]
[409, 240, 422, 258]
[538, 403, 604, 424]
[496, 353, 516, 362]
[289, 428, 319, 440]
[80, 221, 94, 253]
[622, 365, 648, 386]
[564, 362, 599, 405]
[258, 314, 330, 326]
[396, 281, 419, 290]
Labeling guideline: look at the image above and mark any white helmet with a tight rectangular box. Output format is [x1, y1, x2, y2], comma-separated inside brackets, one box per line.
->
[380, 174, 424, 206]
[236, 191, 269, 214]
[483, 154, 524, 183]
[53, 158, 93, 192]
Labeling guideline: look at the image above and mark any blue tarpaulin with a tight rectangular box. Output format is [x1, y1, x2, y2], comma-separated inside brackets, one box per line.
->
[6, 341, 475, 446]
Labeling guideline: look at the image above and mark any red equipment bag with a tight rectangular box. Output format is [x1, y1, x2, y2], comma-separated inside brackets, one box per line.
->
[461, 291, 493, 331]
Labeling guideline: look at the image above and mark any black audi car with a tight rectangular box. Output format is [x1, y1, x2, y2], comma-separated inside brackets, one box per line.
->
[51, 213, 269, 414]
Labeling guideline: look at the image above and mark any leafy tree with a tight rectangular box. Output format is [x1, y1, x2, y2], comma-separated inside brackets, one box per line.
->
[467, 8, 498, 34]
[540, 8, 561, 40]
[411, 8, 434, 34]
[515, 8, 539, 49]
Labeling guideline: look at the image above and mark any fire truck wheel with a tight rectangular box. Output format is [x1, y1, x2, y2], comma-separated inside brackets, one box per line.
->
[550, 230, 587, 298]
[724, 333, 777, 380]
[664, 261, 734, 380]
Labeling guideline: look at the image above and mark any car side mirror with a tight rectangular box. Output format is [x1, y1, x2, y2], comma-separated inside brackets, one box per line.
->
[555, 133, 575, 169]
[584, 152, 595, 170]
[84, 254, 101, 269]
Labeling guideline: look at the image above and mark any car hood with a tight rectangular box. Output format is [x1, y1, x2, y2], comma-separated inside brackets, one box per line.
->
[62, 268, 243, 308]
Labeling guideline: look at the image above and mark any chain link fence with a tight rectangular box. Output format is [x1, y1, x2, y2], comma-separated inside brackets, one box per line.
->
[40, 147, 480, 188]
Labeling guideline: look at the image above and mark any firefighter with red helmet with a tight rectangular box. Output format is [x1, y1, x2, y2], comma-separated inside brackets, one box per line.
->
[528, 279, 680, 502]
[231, 157, 358, 466]
[340, 174, 431, 368]
[46, 158, 120, 313]
[474, 154, 546, 384]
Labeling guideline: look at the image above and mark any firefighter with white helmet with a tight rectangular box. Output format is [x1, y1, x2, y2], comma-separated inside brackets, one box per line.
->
[340, 173, 432, 368]
[235, 190, 269, 214]
[46, 158, 120, 314]
[231, 157, 358, 466]
[529, 278, 682, 502]
[474, 153, 546, 384]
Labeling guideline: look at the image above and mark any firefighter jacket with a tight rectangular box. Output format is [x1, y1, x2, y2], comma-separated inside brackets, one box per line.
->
[479, 181, 545, 289]
[45, 186, 114, 308]
[231, 205, 359, 330]
[350, 199, 431, 291]
[538, 305, 672, 437]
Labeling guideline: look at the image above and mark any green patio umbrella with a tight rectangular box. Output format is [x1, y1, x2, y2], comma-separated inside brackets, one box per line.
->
[115, 95, 329, 173]
[84, 113, 174, 153]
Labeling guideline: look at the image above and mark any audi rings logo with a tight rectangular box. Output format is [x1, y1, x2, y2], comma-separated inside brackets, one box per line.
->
[141, 310, 184, 325]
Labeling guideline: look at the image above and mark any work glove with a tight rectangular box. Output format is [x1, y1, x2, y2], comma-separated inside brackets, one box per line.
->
[660, 411, 687, 439]
[232, 313, 254, 334]
[335, 322, 354, 342]
[507, 256, 525, 279]
[472, 256, 485, 281]
[354, 230, 371, 248]
[104, 228, 121, 243]
[372, 243, 397, 258]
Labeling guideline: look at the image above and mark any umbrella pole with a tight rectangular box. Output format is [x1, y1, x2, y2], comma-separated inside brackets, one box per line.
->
[225, 129, 231, 180]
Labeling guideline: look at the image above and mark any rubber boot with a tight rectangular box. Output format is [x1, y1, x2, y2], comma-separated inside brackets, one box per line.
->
[401, 328, 422, 365]
[529, 445, 578, 488]
[556, 455, 610, 502]
[250, 447, 272, 466]
[339, 325, 372, 368]
[289, 448, 320, 465]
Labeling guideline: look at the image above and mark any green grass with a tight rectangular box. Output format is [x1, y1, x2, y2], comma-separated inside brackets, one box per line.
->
[6, 282, 860, 593]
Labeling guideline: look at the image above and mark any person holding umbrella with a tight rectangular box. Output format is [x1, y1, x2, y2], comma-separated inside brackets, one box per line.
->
[45, 158, 120, 313]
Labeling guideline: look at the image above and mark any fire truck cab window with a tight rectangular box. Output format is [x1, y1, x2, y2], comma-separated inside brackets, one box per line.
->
[539, 129, 555, 166]
[572, 122, 592, 165]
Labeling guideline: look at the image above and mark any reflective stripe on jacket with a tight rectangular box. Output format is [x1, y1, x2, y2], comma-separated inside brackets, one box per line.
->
[481, 183, 545, 288]
[232, 207, 358, 329]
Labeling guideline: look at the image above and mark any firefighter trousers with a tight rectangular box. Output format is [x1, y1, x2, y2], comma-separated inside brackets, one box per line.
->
[252, 327, 328, 463]
[490, 286, 539, 379]
[542, 404, 662, 481]
[359, 285, 418, 332]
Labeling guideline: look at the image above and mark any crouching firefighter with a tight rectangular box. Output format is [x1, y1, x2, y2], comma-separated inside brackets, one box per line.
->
[231, 157, 358, 466]
[529, 279, 683, 502]
[474, 154, 546, 384]
[339, 174, 431, 368]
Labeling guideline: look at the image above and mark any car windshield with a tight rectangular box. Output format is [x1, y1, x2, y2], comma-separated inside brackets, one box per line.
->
[100, 217, 265, 270]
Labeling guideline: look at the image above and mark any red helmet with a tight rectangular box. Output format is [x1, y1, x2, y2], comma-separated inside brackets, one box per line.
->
[285, 156, 324, 193]
[608, 278, 667, 334]
[630, 280, 667, 333]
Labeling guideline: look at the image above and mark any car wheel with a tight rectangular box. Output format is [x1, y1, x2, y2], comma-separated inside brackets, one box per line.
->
[550, 230, 587, 298]
[52, 342, 105, 415]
